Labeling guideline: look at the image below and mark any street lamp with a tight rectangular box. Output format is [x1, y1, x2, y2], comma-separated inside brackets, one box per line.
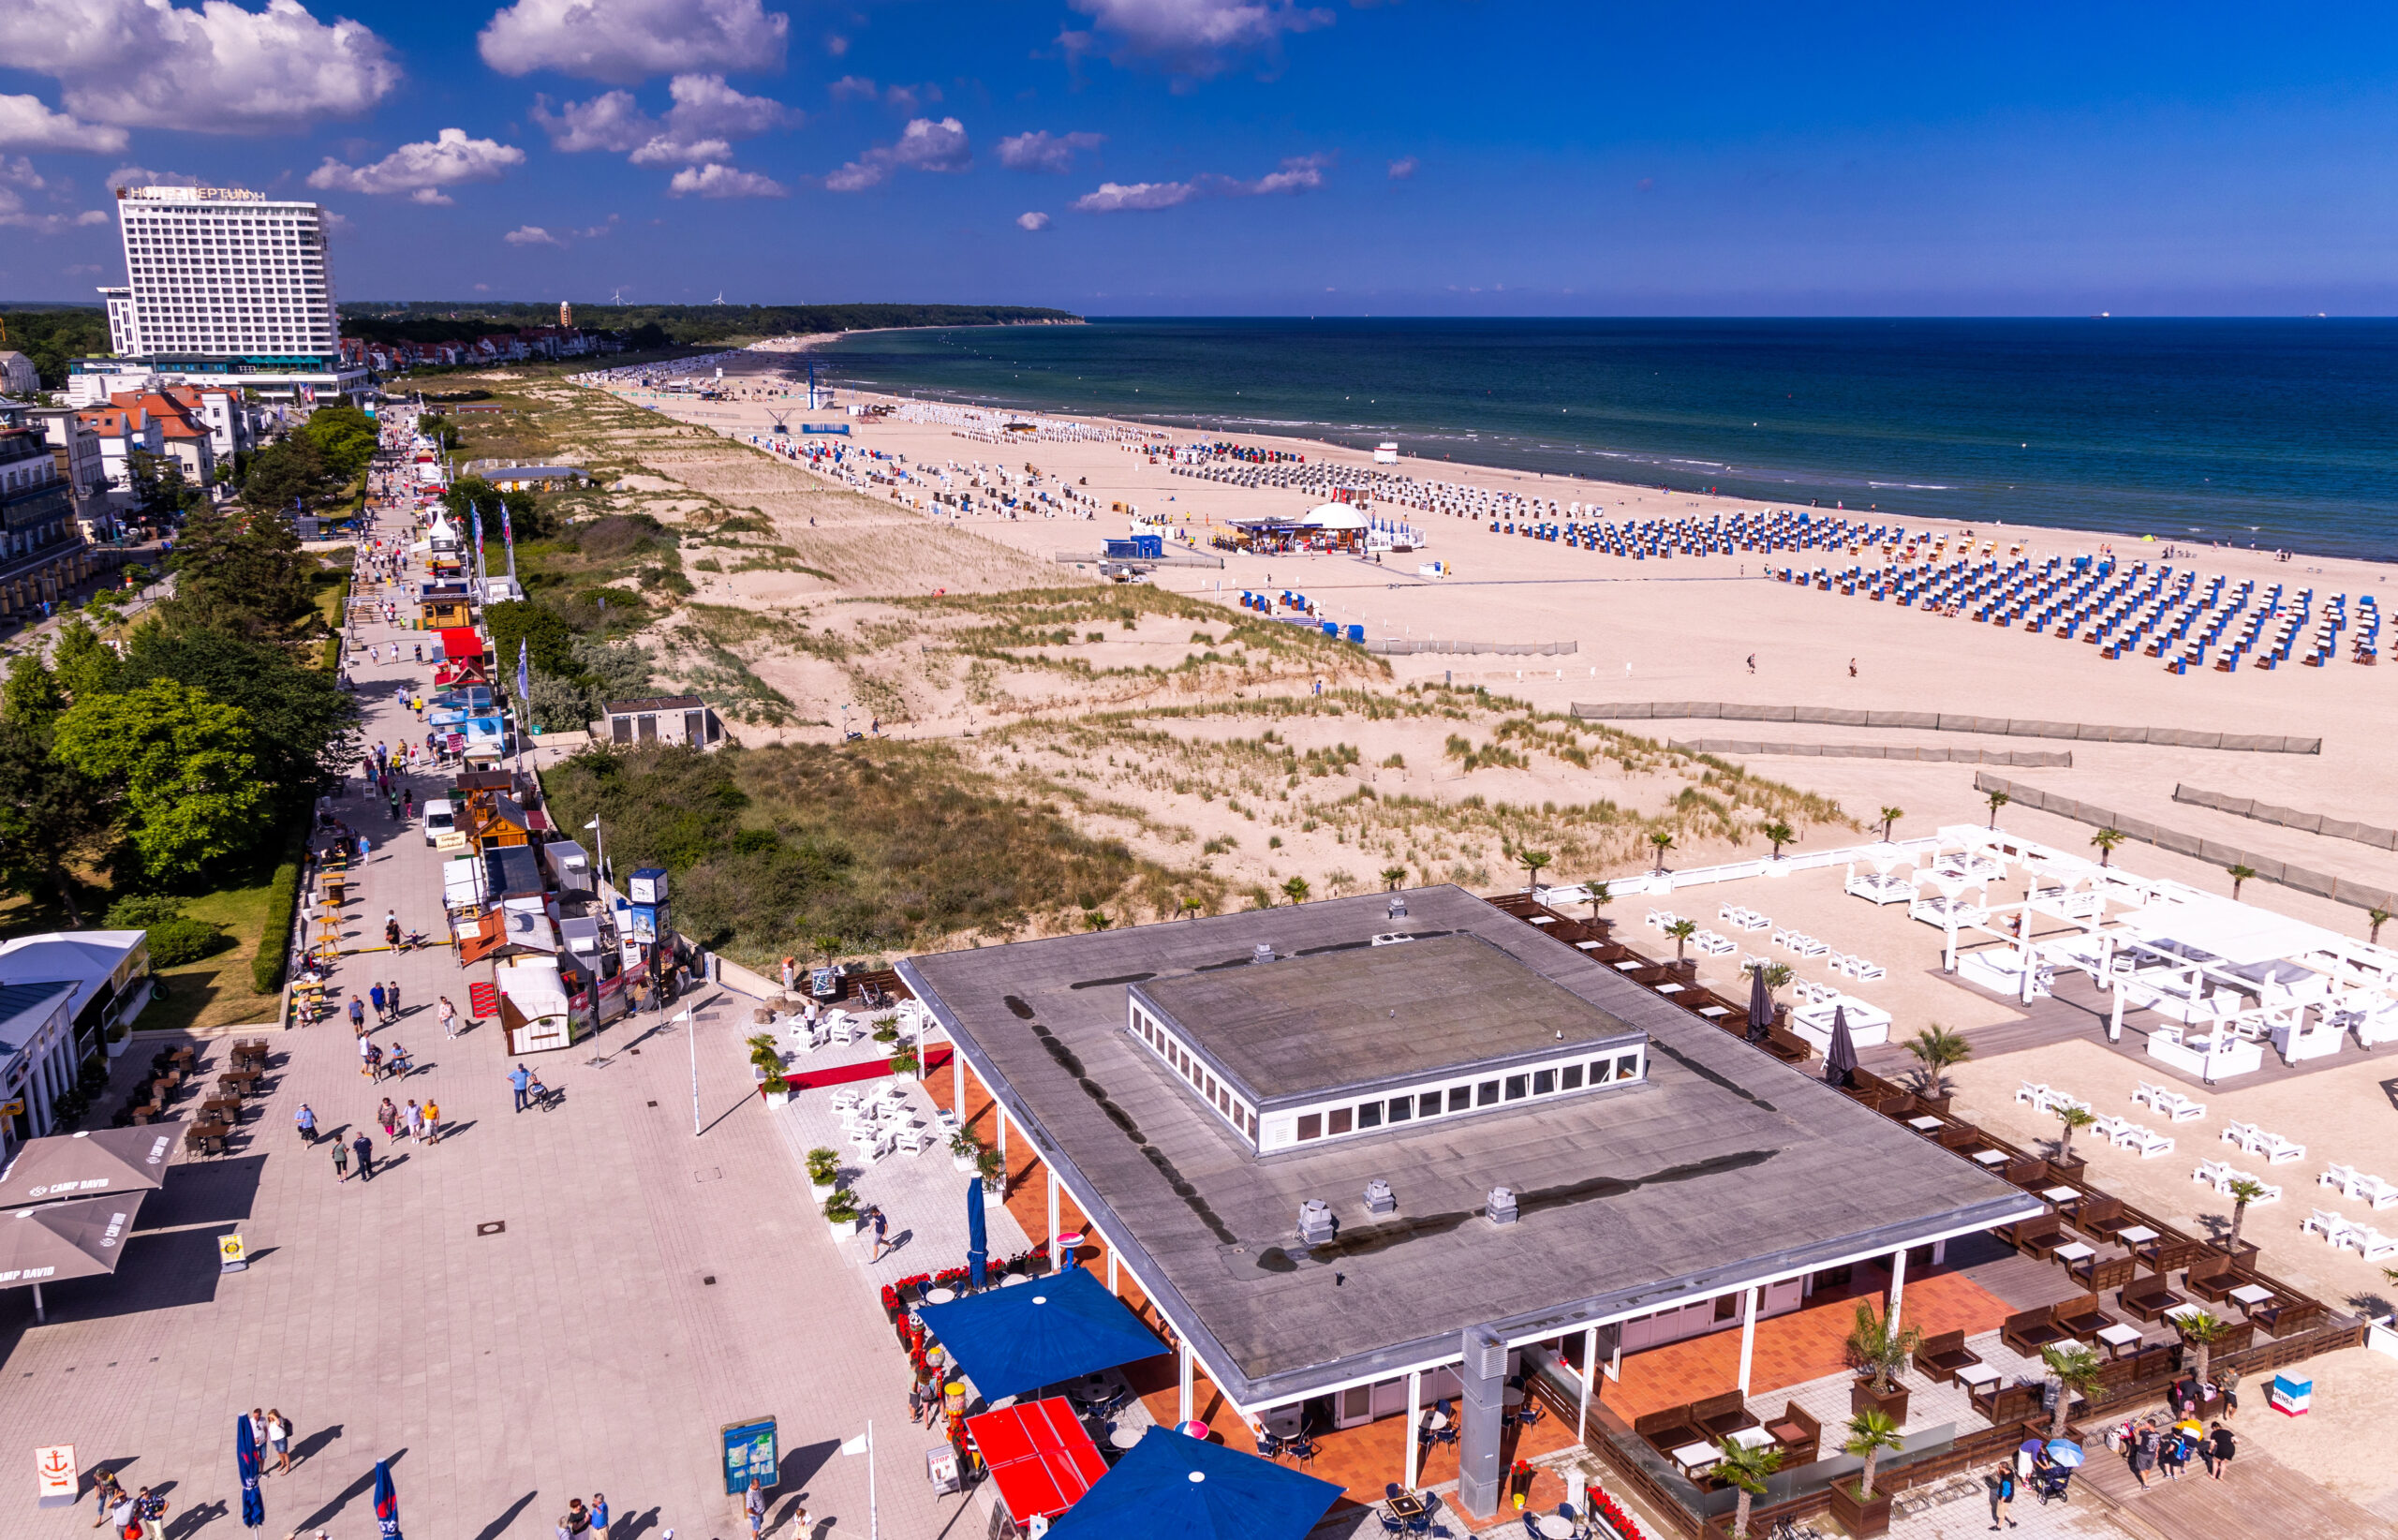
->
[584, 815, 606, 889]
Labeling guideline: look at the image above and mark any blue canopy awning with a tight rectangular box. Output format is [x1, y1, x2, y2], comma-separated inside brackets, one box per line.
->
[1046, 1427, 1345, 1540]
[913, 1266, 1165, 1405]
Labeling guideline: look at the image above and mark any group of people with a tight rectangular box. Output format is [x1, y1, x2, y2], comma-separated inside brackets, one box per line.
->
[2121, 1410, 2236, 1488]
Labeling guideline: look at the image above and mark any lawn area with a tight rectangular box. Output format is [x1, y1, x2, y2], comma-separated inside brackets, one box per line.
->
[130, 877, 286, 1036]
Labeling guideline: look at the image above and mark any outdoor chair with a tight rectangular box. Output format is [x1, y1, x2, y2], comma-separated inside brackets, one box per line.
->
[2118, 1274, 2185, 1323]
[2302, 1207, 2361, 1247]
[2132, 1080, 2166, 1109]
[2119, 1125, 2176, 1159]
[1632, 1405, 1702, 1459]
[1761, 1401, 1819, 1462]
[2072, 1195, 2129, 1241]
[2051, 1292, 2114, 1340]
[2256, 1130, 2305, 1164]
[1688, 1389, 1758, 1441]
[2154, 1092, 2206, 1122]
[2346, 1228, 2398, 1261]
[2221, 1118, 2260, 1151]
[2017, 1080, 2052, 1108]
[2357, 1175, 2398, 1209]
[2319, 1162, 2359, 1195]
[2006, 1157, 2052, 1188]
[2194, 1158, 2233, 1191]
[1915, 1330, 1984, 1385]
[1998, 1213, 2065, 1259]
[2249, 1296, 2324, 1337]
[2070, 1254, 2137, 1293]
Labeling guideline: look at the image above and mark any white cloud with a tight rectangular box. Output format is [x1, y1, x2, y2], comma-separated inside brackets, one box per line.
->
[308, 128, 526, 201]
[829, 76, 880, 102]
[630, 135, 732, 167]
[668, 162, 787, 198]
[480, 0, 790, 84]
[998, 130, 1104, 173]
[108, 165, 200, 192]
[1386, 155, 1417, 181]
[884, 83, 942, 115]
[823, 116, 970, 191]
[1, 157, 46, 190]
[664, 74, 791, 139]
[531, 91, 655, 154]
[0, 0, 400, 134]
[1072, 153, 1328, 213]
[1017, 211, 1051, 230]
[0, 94, 128, 154]
[1060, 0, 1332, 77]
[0, 174, 105, 233]
[505, 225, 563, 246]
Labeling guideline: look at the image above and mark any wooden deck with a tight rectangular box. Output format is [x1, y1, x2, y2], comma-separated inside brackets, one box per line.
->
[2075, 1443, 2398, 1540]
[1858, 965, 2398, 1091]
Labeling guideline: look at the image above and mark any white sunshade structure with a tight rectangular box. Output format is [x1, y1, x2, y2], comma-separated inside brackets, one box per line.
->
[1301, 503, 1369, 530]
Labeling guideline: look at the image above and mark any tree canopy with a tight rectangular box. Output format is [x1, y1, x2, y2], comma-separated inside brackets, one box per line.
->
[160, 502, 315, 640]
[54, 680, 272, 882]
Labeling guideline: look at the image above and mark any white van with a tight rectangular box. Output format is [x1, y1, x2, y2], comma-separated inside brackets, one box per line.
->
[422, 799, 455, 846]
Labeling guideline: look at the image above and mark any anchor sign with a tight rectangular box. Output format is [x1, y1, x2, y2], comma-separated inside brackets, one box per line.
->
[37, 1444, 79, 1506]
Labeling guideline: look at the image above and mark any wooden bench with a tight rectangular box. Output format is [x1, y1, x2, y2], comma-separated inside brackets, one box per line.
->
[1762, 1400, 1820, 1462]
[2118, 1273, 2186, 1323]
[1915, 1329, 1985, 1385]
[1999, 1213, 2066, 1259]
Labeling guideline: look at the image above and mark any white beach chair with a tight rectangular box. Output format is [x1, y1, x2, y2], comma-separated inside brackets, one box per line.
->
[2354, 1228, 2398, 1261]
[2319, 1162, 2359, 1196]
[829, 1088, 863, 1115]
[2131, 1080, 2166, 1109]
[2221, 1119, 2260, 1151]
[2092, 1114, 2133, 1144]
[896, 1127, 932, 1156]
[2302, 1208, 2359, 1245]
[1794, 936, 1830, 958]
[2016, 1080, 2052, 1108]
[2355, 1175, 2398, 1211]
[1740, 911, 1771, 931]
[2122, 1126, 2175, 1159]
[2228, 1171, 2282, 1205]
[1769, 929, 1794, 951]
[1852, 958, 1886, 982]
[1645, 909, 1666, 930]
[2052, 1092, 2093, 1116]
[1719, 902, 1741, 923]
[2257, 1131, 2305, 1165]
[2154, 1092, 2206, 1123]
[2192, 1159, 2232, 1191]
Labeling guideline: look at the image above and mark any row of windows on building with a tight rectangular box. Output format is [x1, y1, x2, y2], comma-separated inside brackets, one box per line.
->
[1131, 1007, 1260, 1139]
[1278, 1050, 1649, 1148]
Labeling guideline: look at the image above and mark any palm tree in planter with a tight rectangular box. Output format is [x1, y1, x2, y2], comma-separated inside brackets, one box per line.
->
[2223, 1177, 2269, 1257]
[1878, 806, 1904, 842]
[1583, 880, 1613, 925]
[1519, 848, 1552, 892]
[2177, 1310, 2232, 1388]
[1760, 821, 1796, 860]
[1710, 1439, 1783, 1540]
[2227, 864, 2256, 901]
[1902, 1024, 1972, 1103]
[1665, 918, 1697, 962]
[2090, 827, 2126, 866]
[974, 1143, 1006, 1194]
[949, 1128, 983, 1174]
[762, 1069, 792, 1108]
[870, 1015, 901, 1044]
[2039, 1343, 2103, 1438]
[823, 1188, 862, 1238]
[889, 1043, 922, 1082]
[1834, 1409, 1903, 1533]
[1649, 830, 1676, 874]
[806, 1148, 841, 1205]
[1845, 1300, 1923, 1420]
[2052, 1104, 2097, 1174]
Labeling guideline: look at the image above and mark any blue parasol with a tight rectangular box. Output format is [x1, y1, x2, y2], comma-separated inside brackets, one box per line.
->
[372, 1459, 403, 1540]
[2045, 1441, 2085, 1468]
[1046, 1427, 1344, 1540]
[236, 1416, 263, 1532]
[967, 1177, 989, 1289]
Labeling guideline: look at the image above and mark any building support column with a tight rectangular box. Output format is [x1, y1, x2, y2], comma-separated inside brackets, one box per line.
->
[2109, 981, 2127, 1043]
[1106, 1240, 1118, 1295]
[1404, 1370, 1423, 1492]
[997, 1103, 1008, 1190]
[1887, 1245, 1909, 1333]
[1456, 1325, 1506, 1520]
[1736, 1287, 1761, 1395]
[953, 1038, 966, 1125]
[1177, 1341, 1193, 1428]
[1046, 1162, 1059, 1266]
[1607, 1329, 1622, 1383]
[1577, 1326, 1598, 1432]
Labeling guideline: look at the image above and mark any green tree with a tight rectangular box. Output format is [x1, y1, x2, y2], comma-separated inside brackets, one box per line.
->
[1280, 875, 1310, 906]
[1760, 820, 1796, 858]
[2227, 864, 2256, 901]
[118, 625, 359, 812]
[128, 450, 203, 522]
[2039, 1343, 2103, 1438]
[53, 679, 270, 881]
[2223, 1177, 2268, 1252]
[2177, 1310, 2232, 1389]
[161, 502, 314, 639]
[1986, 789, 2010, 828]
[1878, 805, 1904, 841]
[1649, 829, 1675, 873]
[2370, 908, 2391, 946]
[49, 620, 122, 701]
[1844, 1300, 1922, 1398]
[1843, 1408, 1903, 1503]
[1380, 865, 1408, 892]
[293, 404, 378, 479]
[1517, 847, 1551, 890]
[1711, 1438, 1783, 1540]
[1583, 880, 1612, 924]
[525, 671, 591, 733]
[238, 434, 339, 514]
[1665, 917, 1696, 960]
[2090, 827, 2125, 866]
[485, 600, 578, 678]
[1902, 1023, 1972, 1098]
[2054, 1104, 2096, 1163]
[1, 655, 65, 728]
[0, 718, 111, 923]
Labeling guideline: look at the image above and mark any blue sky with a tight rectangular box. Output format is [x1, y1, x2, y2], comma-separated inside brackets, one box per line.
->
[4, 0, 2398, 313]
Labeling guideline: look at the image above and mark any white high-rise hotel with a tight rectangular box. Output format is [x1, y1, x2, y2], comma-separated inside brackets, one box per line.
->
[95, 184, 360, 393]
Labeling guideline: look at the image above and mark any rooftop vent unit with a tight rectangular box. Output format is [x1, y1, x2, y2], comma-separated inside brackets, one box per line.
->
[1363, 1178, 1396, 1216]
[1388, 894, 1409, 920]
[1487, 1187, 1518, 1226]
[1252, 942, 1277, 966]
[1298, 1199, 1336, 1247]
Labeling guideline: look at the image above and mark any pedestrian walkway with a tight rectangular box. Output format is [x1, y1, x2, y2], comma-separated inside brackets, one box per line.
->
[1, 507, 965, 1540]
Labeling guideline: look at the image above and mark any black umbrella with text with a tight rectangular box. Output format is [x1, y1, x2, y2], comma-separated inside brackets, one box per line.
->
[1824, 1005, 1860, 1089]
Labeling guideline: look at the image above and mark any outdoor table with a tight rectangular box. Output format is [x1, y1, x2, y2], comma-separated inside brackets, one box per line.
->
[2040, 1186, 2080, 1203]
[1503, 1388, 1526, 1409]
[1654, 983, 1684, 995]
[1178, 1421, 1208, 1440]
[1726, 1427, 1773, 1450]
[925, 1287, 955, 1305]
[1668, 1441, 1721, 1477]
[1697, 1006, 1729, 1018]
[2228, 1283, 2274, 1313]
[1387, 1493, 1427, 1521]
[2163, 1303, 2208, 1326]
[1612, 960, 1642, 971]
[1906, 1117, 1943, 1133]
[1108, 1427, 1141, 1450]
[2116, 1225, 2160, 1247]
[1971, 1149, 2010, 1166]
[1953, 1362, 2001, 1391]
[2052, 1242, 2095, 1265]
[1538, 1517, 1576, 1539]
[2096, 1324, 2145, 1359]
[1428, 1411, 1450, 1431]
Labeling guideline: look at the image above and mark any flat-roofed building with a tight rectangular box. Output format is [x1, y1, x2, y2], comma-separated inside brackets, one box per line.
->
[901, 885, 2040, 1520]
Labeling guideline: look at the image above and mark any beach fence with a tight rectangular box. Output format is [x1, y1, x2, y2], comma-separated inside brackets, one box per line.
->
[1573, 702, 2321, 755]
[1367, 639, 1578, 656]
[1972, 774, 2398, 915]
[1670, 740, 2071, 767]
[1540, 836, 1950, 905]
[2171, 785, 2398, 853]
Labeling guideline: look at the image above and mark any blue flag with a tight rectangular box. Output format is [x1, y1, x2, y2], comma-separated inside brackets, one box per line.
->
[372, 1459, 402, 1540]
[516, 639, 530, 704]
[500, 499, 513, 550]
[236, 1416, 263, 1531]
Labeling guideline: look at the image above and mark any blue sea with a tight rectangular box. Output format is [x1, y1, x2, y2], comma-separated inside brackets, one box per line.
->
[811, 318, 2398, 561]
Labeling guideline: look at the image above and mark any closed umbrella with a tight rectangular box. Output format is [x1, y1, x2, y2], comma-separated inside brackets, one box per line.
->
[1824, 1006, 1859, 1088]
[371, 1459, 403, 1540]
[1745, 968, 1773, 1044]
[236, 1416, 264, 1533]
[966, 1177, 988, 1290]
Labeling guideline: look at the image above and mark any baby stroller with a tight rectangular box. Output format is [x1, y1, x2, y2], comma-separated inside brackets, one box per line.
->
[2031, 1462, 2072, 1505]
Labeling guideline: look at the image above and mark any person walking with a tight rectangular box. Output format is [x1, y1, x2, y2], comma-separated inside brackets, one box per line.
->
[364, 1042, 384, 1081]
[352, 1131, 375, 1181]
[383, 912, 401, 948]
[587, 1493, 608, 1540]
[405, 1099, 423, 1143]
[388, 980, 403, 1019]
[1989, 1465, 2016, 1530]
[2204, 1421, 2234, 1480]
[370, 982, 388, 1024]
[136, 1486, 167, 1540]
[267, 1409, 291, 1473]
[295, 1103, 318, 1143]
[107, 1489, 137, 1539]
[439, 997, 457, 1038]
[358, 1034, 377, 1079]
[90, 1468, 122, 1529]
[868, 1205, 893, 1263]
[333, 1136, 350, 1182]
[510, 1062, 532, 1113]
[422, 1096, 440, 1145]
[566, 1498, 592, 1537]
[2128, 1418, 2159, 1488]
[348, 994, 366, 1033]
[377, 1097, 398, 1139]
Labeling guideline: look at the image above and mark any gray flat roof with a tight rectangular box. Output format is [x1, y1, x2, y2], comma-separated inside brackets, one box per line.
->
[903, 885, 2041, 1408]
[1135, 932, 1637, 1105]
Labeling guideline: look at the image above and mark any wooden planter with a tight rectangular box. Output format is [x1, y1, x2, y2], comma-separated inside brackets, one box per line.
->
[2047, 1152, 2089, 1181]
[1828, 1477, 1893, 1538]
[1848, 1376, 1910, 1424]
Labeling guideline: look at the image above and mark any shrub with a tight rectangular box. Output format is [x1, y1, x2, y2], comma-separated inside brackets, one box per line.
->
[251, 857, 303, 993]
[806, 1147, 840, 1184]
[145, 916, 232, 969]
[104, 895, 189, 930]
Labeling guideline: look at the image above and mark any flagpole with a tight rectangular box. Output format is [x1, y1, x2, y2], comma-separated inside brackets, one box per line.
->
[868, 1420, 877, 1540]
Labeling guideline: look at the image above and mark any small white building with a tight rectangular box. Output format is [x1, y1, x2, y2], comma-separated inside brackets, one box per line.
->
[0, 982, 81, 1154]
[601, 695, 726, 749]
[0, 930, 155, 1059]
[0, 351, 37, 398]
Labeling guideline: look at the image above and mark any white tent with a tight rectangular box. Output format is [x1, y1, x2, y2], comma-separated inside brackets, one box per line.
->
[1302, 503, 1368, 530]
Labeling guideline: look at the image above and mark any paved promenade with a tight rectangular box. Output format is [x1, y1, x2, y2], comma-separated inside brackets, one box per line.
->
[1, 576, 958, 1540]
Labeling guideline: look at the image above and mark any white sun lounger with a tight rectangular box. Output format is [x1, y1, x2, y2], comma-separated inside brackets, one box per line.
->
[2302, 1208, 2361, 1246]
[2257, 1131, 2305, 1164]
[2351, 1228, 2398, 1261]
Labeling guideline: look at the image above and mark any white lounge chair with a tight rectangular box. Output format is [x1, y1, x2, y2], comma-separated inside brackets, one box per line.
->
[2154, 1092, 2206, 1123]
[2193, 1159, 2232, 1191]
[2355, 1175, 2398, 1211]
[1645, 909, 1666, 930]
[1795, 936, 1830, 957]
[1851, 959, 1887, 982]
[2092, 1114, 2134, 1143]
[2221, 1119, 2260, 1151]
[2121, 1126, 2176, 1159]
[2351, 1228, 2398, 1261]
[2132, 1080, 2167, 1109]
[2257, 1131, 2305, 1165]
[2320, 1162, 2360, 1195]
[2302, 1207, 2360, 1245]
[2017, 1080, 2052, 1108]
